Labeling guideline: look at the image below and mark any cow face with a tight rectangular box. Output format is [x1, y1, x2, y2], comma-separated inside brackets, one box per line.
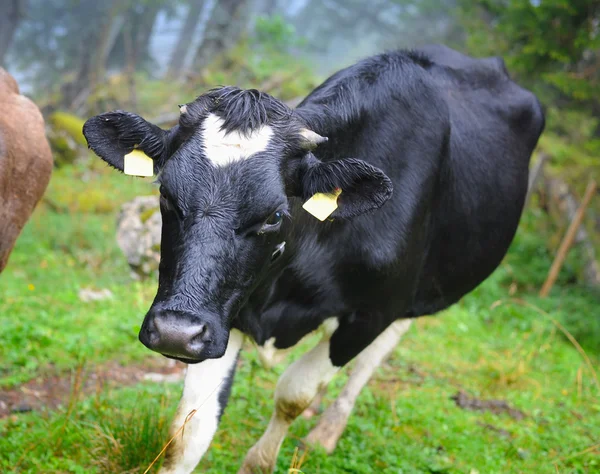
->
[83, 87, 392, 363]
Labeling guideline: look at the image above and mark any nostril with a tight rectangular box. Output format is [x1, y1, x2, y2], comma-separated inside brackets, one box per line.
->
[139, 313, 161, 350]
[191, 324, 210, 343]
[142, 314, 160, 343]
[152, 313, 166, 333]
[141, 309, 217, 360]
[184, 324, 208, 354]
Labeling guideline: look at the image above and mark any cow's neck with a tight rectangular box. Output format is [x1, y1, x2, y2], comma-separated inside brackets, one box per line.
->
[232, 105, 359, 343]
[231, 193, 350, 346]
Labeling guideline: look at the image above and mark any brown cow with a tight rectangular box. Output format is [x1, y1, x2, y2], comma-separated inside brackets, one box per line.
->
[0, 68, 52, 273]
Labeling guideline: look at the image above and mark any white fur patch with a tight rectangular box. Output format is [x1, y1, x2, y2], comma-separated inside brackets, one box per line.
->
[256, 337, 285, 369]
[255, 317, 339, 369]
[275, 337, 339, 407]
[202, 113, 273, 166]
[240, 325, 340, 472]
[305, 319, 412, 451]
[159, 329, 244, 474]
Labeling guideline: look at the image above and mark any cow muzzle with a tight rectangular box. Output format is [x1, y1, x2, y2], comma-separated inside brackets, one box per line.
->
[139, 308, 227, 363]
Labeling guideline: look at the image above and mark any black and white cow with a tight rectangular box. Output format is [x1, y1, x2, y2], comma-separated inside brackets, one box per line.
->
[83, 45, 544, 473]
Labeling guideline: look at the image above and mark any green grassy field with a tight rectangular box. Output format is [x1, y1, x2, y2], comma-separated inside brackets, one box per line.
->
[1, 161, 599, 473]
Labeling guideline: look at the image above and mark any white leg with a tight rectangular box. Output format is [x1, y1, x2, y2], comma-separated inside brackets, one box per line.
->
[159, 330, 244, 474]
[301, 384, 327, 419]
[306, 319, 412, 453]
[238, 335, 339, 474]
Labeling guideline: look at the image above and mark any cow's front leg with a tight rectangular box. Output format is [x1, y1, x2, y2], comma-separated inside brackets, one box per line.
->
[306, 319, 412, 452]
[238, 335, 340, 474]
[159, 329, 243, 474]
[301, 384, 327, 419]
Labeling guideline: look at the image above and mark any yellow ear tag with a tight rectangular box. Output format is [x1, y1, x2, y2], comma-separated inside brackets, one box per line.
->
[302, 188, 342, 221]
[123, 149, 154, 177]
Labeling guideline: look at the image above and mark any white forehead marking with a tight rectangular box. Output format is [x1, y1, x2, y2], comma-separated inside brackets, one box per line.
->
[202, 113, 273, 167]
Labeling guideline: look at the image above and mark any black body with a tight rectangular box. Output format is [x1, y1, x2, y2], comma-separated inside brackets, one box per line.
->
[236, 46, 544, 366]
[83, 45, 544, 368]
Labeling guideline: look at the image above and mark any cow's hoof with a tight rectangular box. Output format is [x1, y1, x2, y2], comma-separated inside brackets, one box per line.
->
[238, 447, 275, 474]
[305, 421, 344, 454]
[237, 466, 256, 474]
[237, 463, 273, 474]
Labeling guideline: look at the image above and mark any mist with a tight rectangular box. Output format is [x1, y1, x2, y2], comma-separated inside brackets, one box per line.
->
[2, 0, 460, 98]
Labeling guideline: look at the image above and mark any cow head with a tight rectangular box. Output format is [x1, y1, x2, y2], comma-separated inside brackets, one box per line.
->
[83, 87, 392, 363]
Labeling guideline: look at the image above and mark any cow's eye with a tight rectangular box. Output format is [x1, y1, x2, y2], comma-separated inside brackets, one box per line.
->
[160, 194, 170, 210]
[159, 186, 182, 219]
[265, 210, 284, 226]
[258, 210, 284, 234]
[159, 187, 172, 208]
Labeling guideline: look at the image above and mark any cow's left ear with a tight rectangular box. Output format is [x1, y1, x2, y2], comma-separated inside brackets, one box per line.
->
[82, 111, 168, 174]
[297, 154, 393, 219]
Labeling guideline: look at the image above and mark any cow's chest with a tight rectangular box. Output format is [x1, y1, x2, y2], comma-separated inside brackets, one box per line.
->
[253, 317, 339, 369]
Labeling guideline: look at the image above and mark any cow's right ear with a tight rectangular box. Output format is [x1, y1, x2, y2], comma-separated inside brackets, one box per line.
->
[293, 152, 393, 220]
[82, 111, 167, 174]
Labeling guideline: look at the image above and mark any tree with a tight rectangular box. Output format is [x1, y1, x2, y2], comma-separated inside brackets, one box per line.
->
[259, 0, 278, 15]
[8, 0, 173, 111]
[193, 0, 251, 71]
[0, 0, 25, 65]
[8, 0, 110, 106]
[458, 0, 600, 126]
[167, 0, 206, 78]
[385, 0, 464, 49]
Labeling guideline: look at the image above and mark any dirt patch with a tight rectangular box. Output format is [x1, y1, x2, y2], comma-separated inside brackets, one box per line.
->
[0, 358, 186, 418]
[477, 421, 511, 438]
[451, 390, 526, 420]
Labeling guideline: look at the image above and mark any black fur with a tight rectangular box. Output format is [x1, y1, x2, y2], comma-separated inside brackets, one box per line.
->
[82, 111, 168, 173]
[217, 351, 239, 421]
[83, 45, 544, 375]
[298, 155, 393, 219]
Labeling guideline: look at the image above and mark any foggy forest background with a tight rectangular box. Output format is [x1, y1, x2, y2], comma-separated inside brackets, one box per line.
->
[1, 1, 598, 125]
[1, 2, 600, 473]
[2, 0, 599, 287]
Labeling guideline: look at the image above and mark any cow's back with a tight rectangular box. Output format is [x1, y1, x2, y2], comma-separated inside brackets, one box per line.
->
[291, 47, 544, 320]
[0, 68, 53, 273]
[408, 45, 545, 316]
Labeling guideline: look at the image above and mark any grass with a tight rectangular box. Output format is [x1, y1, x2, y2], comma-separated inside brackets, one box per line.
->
[0, 159, 159, 388]
[1, 159, 599, 473]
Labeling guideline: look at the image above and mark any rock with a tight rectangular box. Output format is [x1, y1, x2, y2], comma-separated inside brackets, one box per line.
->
[451, 390, 526, 420]
[517, 448, 530, 460]
[116, 196, 162, 279]
[46, 111, 87, 168]
[12, 404, 33, 413]
[78, 287, 113, 302]
[143, 372, 184, 383]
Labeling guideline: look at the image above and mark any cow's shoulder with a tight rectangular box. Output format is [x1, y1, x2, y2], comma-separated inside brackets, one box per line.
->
[412, 45, 544, 142]
[0, 70, 51, 165]
[0, 68, 19, 96]
[299, 49, 453, 144]
[413, 44, 508, 77]
[0, 69, 53, 203]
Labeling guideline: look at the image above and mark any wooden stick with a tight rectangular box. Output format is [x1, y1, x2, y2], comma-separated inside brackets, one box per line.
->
[540, 180, 597, 297]
[525, 152, 549, 208]
[545, 177, 600, 286]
